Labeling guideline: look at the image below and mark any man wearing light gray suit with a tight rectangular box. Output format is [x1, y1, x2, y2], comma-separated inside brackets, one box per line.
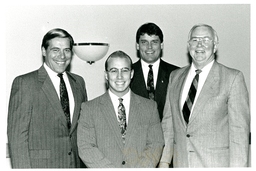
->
[77, 50, 164, 168]
[7, 28, 87, 168]
[159, 24, 250, 167]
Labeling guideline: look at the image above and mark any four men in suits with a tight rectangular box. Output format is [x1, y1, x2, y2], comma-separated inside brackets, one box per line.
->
[7, 24, 250, 168]
[130, 22, 179, 121]
[7, 28, 87, 168]
[159, 24, 250, 167]
[77, 51, 164, 168]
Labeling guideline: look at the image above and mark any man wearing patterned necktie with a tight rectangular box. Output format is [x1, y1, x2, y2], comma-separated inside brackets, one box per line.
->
[77, 50, 164, 168]
[131, 22, 179, 121]
[159, 24, 250, 168]
[7, 28, 87, 168]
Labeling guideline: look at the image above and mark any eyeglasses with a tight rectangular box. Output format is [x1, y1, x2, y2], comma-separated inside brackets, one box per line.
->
[188, 37, 214, 47]
[107, 68, 131, 75]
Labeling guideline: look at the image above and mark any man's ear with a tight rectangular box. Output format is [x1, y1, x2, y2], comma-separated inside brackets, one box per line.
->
[104, 71, 108, 80]
[130, 69, 134, 79]
[213, 43, 218, 53]
[42, 47, 46, 56]
[136, 43, 139, 50]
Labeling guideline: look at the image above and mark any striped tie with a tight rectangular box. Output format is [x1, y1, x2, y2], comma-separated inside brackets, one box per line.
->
[118, 98, 127, 143]
[182, 69, 202, 124]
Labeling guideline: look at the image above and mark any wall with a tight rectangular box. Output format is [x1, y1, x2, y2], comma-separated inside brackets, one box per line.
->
[5, 4, 250, 101]
[4, 4, 251, 167]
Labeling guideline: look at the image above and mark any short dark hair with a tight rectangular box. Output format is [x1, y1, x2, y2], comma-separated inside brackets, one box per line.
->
[105, 50, 132, 71]
[136, 22, 163, 43]
[41, 28, 74, 50]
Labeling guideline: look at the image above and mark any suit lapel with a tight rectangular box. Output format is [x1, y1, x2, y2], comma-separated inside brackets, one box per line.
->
[38, 66, 67, 128]
[124, 92, 140, 146]
[132, 61, 148, 97]
[177, 66, 191, 128]
[189, 62, 220, 125]
[155, 60, 168, 99]
[100, 92, 124, 150]
[67, 72, 80, 134]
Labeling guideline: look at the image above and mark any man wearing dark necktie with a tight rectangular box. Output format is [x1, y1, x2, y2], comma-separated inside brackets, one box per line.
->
[147, 64, 155, 100]
[58, 73, 71, 129]
[78, 50, 164, 168]
[131, 22, 179, 122]
[182, 69, 201, 124]
[159, 24, 250, 167]
[7, 28, 87, 168]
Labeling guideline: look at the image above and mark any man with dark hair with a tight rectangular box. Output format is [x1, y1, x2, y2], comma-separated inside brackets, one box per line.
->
[7, 28, 87, 168]
[131, 22, 179, 121]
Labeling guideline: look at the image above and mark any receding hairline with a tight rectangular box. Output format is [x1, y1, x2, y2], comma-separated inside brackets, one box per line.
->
[188, 24, 219, 43]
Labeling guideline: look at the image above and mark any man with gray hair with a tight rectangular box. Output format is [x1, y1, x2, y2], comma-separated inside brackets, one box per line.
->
[159, 24, 250, 167]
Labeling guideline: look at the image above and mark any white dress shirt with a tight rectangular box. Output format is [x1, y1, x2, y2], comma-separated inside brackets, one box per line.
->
[43, 63, 75, 122]
[180, 60, 214, 116]
[141, 59, 160, 88]
[108, 89, 131, 124]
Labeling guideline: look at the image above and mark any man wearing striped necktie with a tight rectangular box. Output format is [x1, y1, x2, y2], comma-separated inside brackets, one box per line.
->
[159, 24, 250, 168]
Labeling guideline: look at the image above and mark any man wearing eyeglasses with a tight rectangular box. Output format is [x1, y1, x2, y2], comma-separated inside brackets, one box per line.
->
[159, 24, 250, 167]
[77, 50, 164, 168]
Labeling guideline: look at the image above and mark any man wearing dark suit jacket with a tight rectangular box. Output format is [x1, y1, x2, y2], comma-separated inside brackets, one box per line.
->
[159, 24, 250, 167]
[7, 28, 87, 168]
[77, 51, 164, 168]
[130, 22, 179, 121]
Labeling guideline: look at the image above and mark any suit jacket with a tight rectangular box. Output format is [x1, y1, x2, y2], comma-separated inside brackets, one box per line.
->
[77, 91, 164, 168]
[160, 61, 250, 167]
[7, 65, 87, 168]
[130, 59, 179, 120]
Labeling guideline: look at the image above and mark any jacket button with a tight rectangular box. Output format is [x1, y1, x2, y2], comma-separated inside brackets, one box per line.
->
[186, 134, 190, 138]
[122, 161, 125, 165]
[68, 151, 72, 155]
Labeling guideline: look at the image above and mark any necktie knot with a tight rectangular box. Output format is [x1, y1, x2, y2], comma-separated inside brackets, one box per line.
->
[57, 73, 63, 78]
[149, 64, 153, 69]
[195, 69, 202, 75]
[118, 98, 123, 104]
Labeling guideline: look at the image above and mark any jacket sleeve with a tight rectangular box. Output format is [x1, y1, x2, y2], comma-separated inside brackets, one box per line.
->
[159, 72, 175, 167]
[7, 76, 32, 168]
[134, 101, 165, 167]
[228, 71, 250, 166]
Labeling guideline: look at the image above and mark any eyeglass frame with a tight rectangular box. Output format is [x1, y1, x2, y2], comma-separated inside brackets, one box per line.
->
[188, 36, 217, 47]
[106, 67, 132, 75]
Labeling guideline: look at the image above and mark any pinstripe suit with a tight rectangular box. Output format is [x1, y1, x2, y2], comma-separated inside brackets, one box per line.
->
[77, 91, 164, 168]
[7, 65, 87, 168]
[160, 61, 250, 167]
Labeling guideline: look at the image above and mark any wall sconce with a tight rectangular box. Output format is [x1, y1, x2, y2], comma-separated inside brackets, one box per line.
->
[73, 43, 109, 64]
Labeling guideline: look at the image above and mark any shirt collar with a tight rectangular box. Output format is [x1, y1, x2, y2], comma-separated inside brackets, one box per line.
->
[44, 63, 67, 78]
[141, 58, 160, 70]
[191, 60, 214, 74]
[108, 89, 131, 102]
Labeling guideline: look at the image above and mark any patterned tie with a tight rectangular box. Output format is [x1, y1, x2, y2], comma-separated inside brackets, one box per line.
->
[58, 73, 71, 130]
[182, 69, 202, 124]
[118, 98, 127, 143]
[147, 64, 155, 100]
